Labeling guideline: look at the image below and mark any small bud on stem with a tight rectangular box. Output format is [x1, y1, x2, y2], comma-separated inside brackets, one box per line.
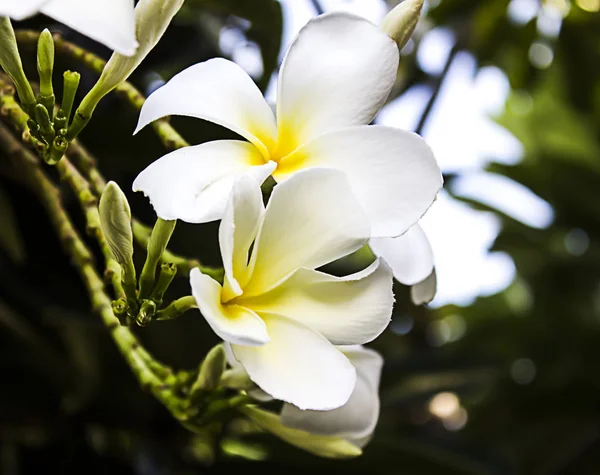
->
[37, 29, 55, 115]
[0, 17, 36, 113]
[138, 218, 176, 300]
[380, 0, 424, 50]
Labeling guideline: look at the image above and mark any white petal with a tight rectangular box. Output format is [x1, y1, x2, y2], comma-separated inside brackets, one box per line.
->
[0, 0, 46, 20]
[42, 0, 138, 56]
[276, 12, 398, 151]
[241, 406, 362, 459]
[277, 125, 443, 238]
[280, 346, 383, 446]
[219, 175, 265, 301]
[232, 313, 356, 411]
[369, 224, 434, 285]
[240, 259, 393, 345]
[190, 268, 269, 346]
[243, 168, 371, 296]
[135, 58, 277, 156]
[411, 269, 437, 305]
[132, 140, 275, 223]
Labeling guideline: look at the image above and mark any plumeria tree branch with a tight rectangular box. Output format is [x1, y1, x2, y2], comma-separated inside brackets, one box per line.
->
[15, 30, 189, 151]
[0, 106, 248, 432]
[0, 72, 217, 281]
[0, 120, 176, 394]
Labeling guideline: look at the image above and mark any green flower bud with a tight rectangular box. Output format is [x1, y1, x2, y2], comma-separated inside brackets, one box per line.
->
[0, 17, 36, 111]
[61, 71, 80, 124]
[99, 181, 134, 269]
[190, 344, 227, 395]
[380, 0, 424, 50]
[240, 406, 362, 459]
[37, 29, 55, 100]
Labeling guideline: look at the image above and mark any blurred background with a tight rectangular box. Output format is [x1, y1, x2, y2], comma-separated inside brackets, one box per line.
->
[2, 0, 600, 473]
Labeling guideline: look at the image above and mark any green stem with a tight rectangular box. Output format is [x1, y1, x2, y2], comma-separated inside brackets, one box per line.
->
[151, 262, 177, 304]
[139, 218, 177, 299]
[132, 220, 223, 280]
[156, 296, 197, 321]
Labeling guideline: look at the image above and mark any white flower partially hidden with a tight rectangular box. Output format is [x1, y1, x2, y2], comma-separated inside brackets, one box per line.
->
[190, 168, 394, 411]
[237, 346, 383, 458]
[279, 345, 383, 449]
[0, 0, 138, 56]
[133, 11, 442, 241]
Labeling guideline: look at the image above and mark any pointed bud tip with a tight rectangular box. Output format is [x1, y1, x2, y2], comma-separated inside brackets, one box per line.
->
[380, 0, 424, 50]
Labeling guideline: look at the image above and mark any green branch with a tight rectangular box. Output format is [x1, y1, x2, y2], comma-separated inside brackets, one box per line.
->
[15, 29, 189, 151]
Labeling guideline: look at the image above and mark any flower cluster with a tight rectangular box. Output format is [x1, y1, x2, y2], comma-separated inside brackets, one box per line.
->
[130, 1, 442, 453]
[0, 0, 441, 458]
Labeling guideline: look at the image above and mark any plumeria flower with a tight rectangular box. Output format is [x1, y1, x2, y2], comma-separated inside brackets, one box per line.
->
[226, 345, 383, 457]
[133, 12, 443, 279]
[0, 0, 138, 56]
[279, 345, 383, 450]
[190, 168, 394, 411]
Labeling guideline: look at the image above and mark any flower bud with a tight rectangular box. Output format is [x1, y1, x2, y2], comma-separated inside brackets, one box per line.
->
[0, 17, 36, 110]
[37, 29, 55, 99]
[380, 0, 424, 50]
[99, 181, 134, 268]
[74, 0, 184, 125]
[191, 344, 227, 395]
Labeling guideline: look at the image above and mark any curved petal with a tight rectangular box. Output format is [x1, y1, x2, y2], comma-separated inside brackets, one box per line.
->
[190, 268, 269, 346]
[219, 175, 265, 302]
[277, 125, 443, 238]
[369, 224, 434, 285]
[280, 345, 382, 446]
[42, 0, 138, 56]
[411, 269, 437, 305]
[240, 259, 393, 345]
[243, 168, 371, 296]
[132, 140, 275, 223]
[135, 58, 277, 156]
[232, 313, 356, 411]
[0, 0, 46, 20]
[275, 12, 398, 154]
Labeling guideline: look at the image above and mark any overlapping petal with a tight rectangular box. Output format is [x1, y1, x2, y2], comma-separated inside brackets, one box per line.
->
[280, 345, 382, 446]
[276, 13, 399, 154]
[240, 259, 393, 345]
[41, 0, 138, 56]
[190, 268, 269, 346]
[370, 224, 434, 285]
[243, 168, 371, 296]
[132, 140, 275, 223]
[411, 270, 437, 305]
[135, 59, 277, 157]
[219, 175, 265, 301]
[277, 125, 443, 238]
[232, 313, 356, 410]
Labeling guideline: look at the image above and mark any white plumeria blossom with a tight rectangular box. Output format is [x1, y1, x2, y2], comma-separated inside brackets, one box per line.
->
[279, 345, 383, 449]
[190, 168, 394, 411]
[133, 13, 443, 280]
[0, 0, 138, 56]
